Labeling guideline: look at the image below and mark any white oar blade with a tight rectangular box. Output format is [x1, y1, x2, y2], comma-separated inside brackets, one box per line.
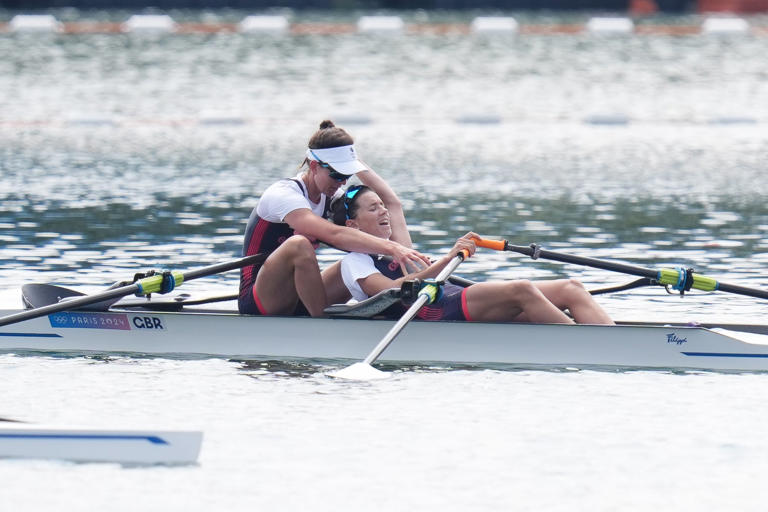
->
[330, 362, 390, 381]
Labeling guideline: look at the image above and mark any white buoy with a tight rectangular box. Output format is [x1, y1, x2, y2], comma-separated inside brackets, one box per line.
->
[586, 17, 634, 34]
[121, 14, 177, 33]
[357, 16, 404, 34]
[9, 14, 62, 32]
[583, 113, 631, 125]
[65, 112, 116, 126]
[198, 110, 247, 126]
[329, 113, 373, 125]
[455, 114, 503, 124]
[238, 15, 289, 34]
[707, 116, 757, 125]
[701, 17, 749, 35]
[470, 16, 518, 33]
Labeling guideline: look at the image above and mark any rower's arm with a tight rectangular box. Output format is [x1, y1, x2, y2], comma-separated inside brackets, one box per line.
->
[357, 254, 454, 297]
[285, 209, 426, 266]
[356, 235, 477, 297]
[356, 167, 413, 248]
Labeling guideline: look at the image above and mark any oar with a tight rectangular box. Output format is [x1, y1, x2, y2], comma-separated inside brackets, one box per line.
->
[474, 238, 768, 300]
[22, 283, 238, 311]
[332, 251, 469, 381]
[0, 253, 265, 328]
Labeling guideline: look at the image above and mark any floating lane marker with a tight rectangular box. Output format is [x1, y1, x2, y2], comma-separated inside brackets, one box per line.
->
[707, 116, 758, 125]
[9, 14, 62, 32]
[238, 15, 289, 34]
[121, 14, 177, 33]
[583, 113, 631, 125]
[701, 17, 750, 35]
[470, 17, 519, 34]
[587, 17, 634, 34]
[65, 112, 116, 127]
[329, 113, 373, 125]
[3, 18, 768, 37]
[197, 110, 247, 126]
[357, 16, 405, 34]
[455, 114, 503, 124]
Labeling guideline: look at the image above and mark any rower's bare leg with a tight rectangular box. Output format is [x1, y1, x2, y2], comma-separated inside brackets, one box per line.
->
[465, 280, 575, 324]
[532, 279, 614, 325]
[321, 260, 352, 306]
[254, 236, 327, 317]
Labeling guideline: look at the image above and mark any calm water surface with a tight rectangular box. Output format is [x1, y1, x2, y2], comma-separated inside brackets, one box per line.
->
[1, 13, 768, 510]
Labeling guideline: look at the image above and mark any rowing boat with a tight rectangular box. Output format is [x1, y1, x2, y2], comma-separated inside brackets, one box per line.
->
[2, 301, 768, 371]
[0, 424, 202, 464]
[3, 243, 768, 372]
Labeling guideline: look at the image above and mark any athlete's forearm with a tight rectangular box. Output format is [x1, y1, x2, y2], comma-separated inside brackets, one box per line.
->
[325, 225, 401, 256]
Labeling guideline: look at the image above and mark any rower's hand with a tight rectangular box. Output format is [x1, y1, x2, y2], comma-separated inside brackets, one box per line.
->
[449, 232, 478, 259]
[390, 243, 431, 274]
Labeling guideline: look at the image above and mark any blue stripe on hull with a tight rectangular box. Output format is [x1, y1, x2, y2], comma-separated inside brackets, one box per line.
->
[0, 433, 169, 444]
[0, 333, 62, 338]
[683, 352, 768, 358]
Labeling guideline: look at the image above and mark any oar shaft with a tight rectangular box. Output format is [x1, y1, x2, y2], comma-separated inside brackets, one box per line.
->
[716, 282, 768, 300]
[362, 254, 466, 366]
[0, 283, 141, 327]
[475, 238, 768, 301]
[362, 294, 429, 366]
[504, 243, 658, 280]
[0, 253, 265, 328]
[181, 255, 265, 281]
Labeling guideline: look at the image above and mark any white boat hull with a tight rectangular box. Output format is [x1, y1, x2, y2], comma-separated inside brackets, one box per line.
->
[2, 308, 768, 371]
[0, 424, 202, 464]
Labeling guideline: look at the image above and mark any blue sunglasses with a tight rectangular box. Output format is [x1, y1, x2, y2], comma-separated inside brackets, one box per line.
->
[344, 185, 365, 219]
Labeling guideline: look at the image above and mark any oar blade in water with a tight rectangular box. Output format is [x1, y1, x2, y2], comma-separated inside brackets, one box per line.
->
[329, 362, 390, 381]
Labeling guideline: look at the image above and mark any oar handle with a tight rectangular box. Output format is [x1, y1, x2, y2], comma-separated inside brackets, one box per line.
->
[473, 238, 507, 251]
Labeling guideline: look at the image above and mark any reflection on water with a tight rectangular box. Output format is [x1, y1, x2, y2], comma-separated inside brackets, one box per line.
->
[236, 359, 333, 379]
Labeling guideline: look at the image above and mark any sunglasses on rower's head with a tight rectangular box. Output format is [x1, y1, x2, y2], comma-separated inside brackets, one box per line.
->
[309, 149, 351, 182]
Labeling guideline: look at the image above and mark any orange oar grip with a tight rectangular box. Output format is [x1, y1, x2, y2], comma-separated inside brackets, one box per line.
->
[473, 238, 507, 251]
[459, 249, 471, 260]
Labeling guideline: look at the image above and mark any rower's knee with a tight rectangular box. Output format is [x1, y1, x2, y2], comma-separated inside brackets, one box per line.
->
[561, 278, 589, 299]
[282, 236, 317, 263]
[503, 280, 542, 303]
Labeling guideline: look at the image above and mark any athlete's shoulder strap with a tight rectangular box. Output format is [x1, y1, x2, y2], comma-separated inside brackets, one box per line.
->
[286, 178, 306, 197]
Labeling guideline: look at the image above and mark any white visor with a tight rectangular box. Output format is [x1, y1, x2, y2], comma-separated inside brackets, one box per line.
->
[306, 144, 367, 176]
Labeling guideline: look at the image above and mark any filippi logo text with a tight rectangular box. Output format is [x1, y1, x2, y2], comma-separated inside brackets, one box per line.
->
[666, 333, 688, 345]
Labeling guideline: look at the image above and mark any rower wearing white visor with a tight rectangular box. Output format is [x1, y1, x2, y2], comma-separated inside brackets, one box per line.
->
[239, 120, 431, 317]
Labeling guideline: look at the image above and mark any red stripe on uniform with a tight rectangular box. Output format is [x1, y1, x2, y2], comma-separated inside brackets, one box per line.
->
[253, 288, 269, 315]
[247, 219, 269, 256]
[417, 306, 444, 321]
[242, 219, 270, 285]
[460, 288, 473, 321]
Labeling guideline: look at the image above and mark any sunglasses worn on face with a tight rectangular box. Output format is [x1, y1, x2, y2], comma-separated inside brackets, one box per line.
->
[309, 149, 351, 182]
[328, 169, 350, 182]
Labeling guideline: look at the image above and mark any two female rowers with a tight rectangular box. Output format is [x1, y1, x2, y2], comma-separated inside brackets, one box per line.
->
[239, 120, 613, 325]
